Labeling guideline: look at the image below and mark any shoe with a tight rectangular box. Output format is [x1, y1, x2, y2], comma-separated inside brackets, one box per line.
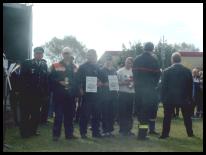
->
[81, 134, 87, 139]
[40, 122, 49, 126]
[21, 134, 31, 138]
[127, 132, 135, 137]
[33, 131, 40, 136]
[53, 136, 59, 141]
[159, 135, 169, 139]
[149, 131, 159, 135]
[102, 132, 110, 137]
[137, 136, 149, 140]
[120, 132, 128, 137]
[108, 132, 115, 137]
[92, 133, 102, 138]
[191, 116, 200, 120]
[66, 135, 78, 139]
[188, 134, 195, 137]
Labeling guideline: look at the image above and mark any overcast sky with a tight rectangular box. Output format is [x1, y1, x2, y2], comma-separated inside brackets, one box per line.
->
[32, 3, 203, 59]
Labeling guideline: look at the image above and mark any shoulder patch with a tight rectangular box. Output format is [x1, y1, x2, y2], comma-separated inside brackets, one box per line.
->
[41, 59, 47, 63]
[52, 63, 65, 71]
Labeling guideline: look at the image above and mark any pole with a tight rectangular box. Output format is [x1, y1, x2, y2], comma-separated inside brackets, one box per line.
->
[162, 36, 165, 69]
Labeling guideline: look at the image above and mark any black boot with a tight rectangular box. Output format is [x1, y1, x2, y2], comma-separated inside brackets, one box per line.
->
[137, 128, 148, 140]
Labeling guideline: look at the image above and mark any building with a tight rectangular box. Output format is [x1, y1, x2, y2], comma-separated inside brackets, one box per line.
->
[99, 51, 203, 70]
[98, 51, 121, 68]
[179, 51, 203, 70]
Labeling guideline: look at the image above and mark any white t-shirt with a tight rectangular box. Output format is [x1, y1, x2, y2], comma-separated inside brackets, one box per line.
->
[117, 67, 135, 93]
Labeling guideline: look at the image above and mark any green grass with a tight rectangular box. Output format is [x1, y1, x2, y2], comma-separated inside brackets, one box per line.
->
[4, 107, 203, 152]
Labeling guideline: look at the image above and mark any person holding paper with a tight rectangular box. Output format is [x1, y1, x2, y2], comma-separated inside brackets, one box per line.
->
[100, 55, 118, 137]
[76, 49, 104, 138]
[117, 57, 135, 137]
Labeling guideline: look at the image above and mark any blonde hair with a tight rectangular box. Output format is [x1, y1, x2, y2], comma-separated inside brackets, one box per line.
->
[192, 68, 199, 76]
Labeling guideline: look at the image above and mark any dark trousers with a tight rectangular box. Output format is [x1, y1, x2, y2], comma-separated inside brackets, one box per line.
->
[53, 93, 75, 138]
[48, 92, 54, 118]
[173, 105, 180, 117]
[162, 103, 193, 137]
[195, 93, 203, 117]
[10, 91, 20, 126]
[118, 92, 134, 134]
[101, 93, 117, 133]
[40, 97, 49, 124]
[19, 94, 42, 138]
[79, 95, 101, 136]
[135, 88, 158, 124]
[148, 104, 158, 132]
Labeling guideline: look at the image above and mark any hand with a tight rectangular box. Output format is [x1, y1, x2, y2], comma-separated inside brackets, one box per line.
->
[59, 81, 66, 87]
[15, 92, 20, 95]
[97, 81, 103, 87]
[122, 80, 130, 86]
[103, 82, 109, 87]
[80, 88, 84, 96]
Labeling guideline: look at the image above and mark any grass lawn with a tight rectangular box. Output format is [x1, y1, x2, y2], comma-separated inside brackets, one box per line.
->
[4, 106, 203, 152]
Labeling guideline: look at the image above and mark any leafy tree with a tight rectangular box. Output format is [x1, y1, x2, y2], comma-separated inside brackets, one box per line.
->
[42, 36, 87, 66]
[119, 41, 144, 66]
[173, 42, 200, 52]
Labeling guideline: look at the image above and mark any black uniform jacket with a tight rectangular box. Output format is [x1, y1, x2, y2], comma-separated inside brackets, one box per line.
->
[20, 58, 49, 97]
[132, 52, 161, 90]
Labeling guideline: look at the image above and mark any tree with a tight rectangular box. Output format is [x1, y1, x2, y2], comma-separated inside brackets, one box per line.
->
[154, 41, 176, 69]
[42, 36, 87, 66]
[119, 41, 144, 66]
[122, 40, 200, 69]
[173, 42, 200, 52]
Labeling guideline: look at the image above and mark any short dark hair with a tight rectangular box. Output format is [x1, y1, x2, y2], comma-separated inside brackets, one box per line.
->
[34, 47, 44, 53]
[144, 42, 154, 52]
[86, 49, 97, 57]
[171, 52, 181, 63]
[106, 55, 112, 61]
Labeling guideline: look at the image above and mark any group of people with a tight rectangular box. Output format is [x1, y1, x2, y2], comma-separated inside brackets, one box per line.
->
[9, 42, 202, 141]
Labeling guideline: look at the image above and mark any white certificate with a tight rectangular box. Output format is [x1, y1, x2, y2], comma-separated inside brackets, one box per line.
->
[108, 75, 119, 91]
[86, 76, 97, 93]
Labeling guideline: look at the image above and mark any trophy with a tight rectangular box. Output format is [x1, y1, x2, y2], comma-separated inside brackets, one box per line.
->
[128, 75, 133, 89]
[64, 77, 69, 90]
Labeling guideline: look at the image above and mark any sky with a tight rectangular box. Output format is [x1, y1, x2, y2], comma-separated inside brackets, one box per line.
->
[32, 3, 203, 59]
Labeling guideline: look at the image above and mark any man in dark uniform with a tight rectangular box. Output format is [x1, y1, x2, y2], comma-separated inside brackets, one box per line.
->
[19, 47, 49, 138]
[77, 49, 104, 138]
[100, 55, 118, 137]
[50, 47, 77, 141]
[160, 52, 194, 139]
[132, 42, 161, 140]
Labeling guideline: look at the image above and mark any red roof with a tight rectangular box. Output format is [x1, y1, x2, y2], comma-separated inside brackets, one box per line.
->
[179, 51, 203, 57]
